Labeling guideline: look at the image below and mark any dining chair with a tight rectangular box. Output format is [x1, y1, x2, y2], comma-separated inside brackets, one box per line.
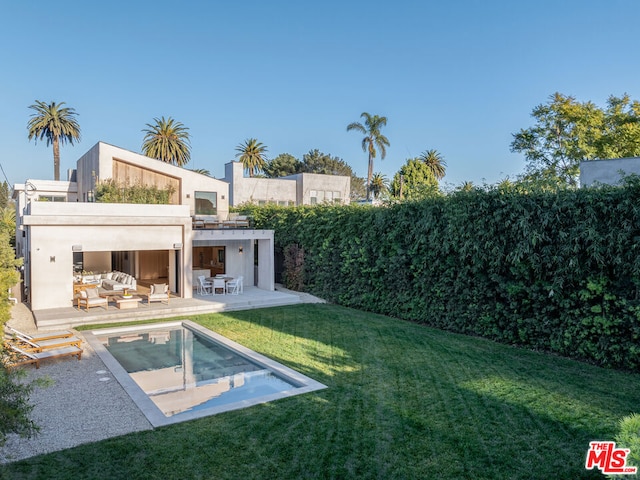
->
[198, 276, 212, 295]
[212, 278, 226, 295]
[226, 276, 243, 295]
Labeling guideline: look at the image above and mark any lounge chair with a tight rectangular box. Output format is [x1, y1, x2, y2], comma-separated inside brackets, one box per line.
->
[7, 332, 82, 352]
[6, 326, 73, 342]
[77, 287, 109, 311]
[147, 283, 170, 304]
[8, 344, 82, 369]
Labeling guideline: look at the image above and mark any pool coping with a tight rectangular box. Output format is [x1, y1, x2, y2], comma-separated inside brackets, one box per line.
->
[83, 319, 327, 427]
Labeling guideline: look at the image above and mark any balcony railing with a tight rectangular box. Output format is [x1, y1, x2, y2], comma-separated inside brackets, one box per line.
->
[192, 215, 252, 229]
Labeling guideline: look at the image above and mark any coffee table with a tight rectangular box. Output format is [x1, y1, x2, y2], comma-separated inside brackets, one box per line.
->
[115, 296, 143, 309]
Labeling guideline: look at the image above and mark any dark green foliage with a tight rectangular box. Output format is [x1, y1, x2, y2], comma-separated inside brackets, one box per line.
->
[0, 226, 30, 447]
[282, 244, 304, 291]
[0, 368, 38, 447]
[242, 184, 640, 371]
[95, 179, 175, 204]
[611, 413, 640, 478]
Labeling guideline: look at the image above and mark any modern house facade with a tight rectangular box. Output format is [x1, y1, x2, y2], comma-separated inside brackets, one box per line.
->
[14, 142, 276, 311]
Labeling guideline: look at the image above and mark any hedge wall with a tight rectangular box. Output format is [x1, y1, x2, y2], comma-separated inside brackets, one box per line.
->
[242, 185, 640, 371]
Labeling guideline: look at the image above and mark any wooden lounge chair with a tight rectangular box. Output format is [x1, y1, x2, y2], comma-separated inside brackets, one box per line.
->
[8, 344, 83, 369]
[6, 326, 73, 342]
[7, 333, 82, 352]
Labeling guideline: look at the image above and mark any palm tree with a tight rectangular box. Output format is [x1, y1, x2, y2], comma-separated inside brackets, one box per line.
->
[235, 138, 268, 177]
[189, 168, 211, 177]
[347, 112, 390, 201]
[369, 172, 389, 200]
[142, 116, 191, 166]
[418, 150, 447, 180]
[419, 149, 447, 180]
[458, 181, 475, 192]
[27, 100, 81, 181]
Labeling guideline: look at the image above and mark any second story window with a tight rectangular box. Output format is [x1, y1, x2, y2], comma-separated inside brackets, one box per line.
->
[195, 191, 217, 215]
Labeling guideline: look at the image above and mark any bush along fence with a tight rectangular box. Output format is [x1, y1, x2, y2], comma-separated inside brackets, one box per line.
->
[241, 184, 640, 371]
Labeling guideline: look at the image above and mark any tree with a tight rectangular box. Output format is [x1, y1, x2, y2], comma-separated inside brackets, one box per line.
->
[263, 153, 301, 178]
[0, 226, 34, 447]
[511, 92, 640, 186]
[347, 112, 390, 201]
[0, 183, 10, 210]
[188, 168, 212, 177]
[419, 149, 447, 180]
[142, 116, 191, 166]
[391, 158, 439, 200]
[597, 94, 640, 158]
[235, 138, 268, 177]
[27, 101, 81, 181]
[369, 172, 389, 200]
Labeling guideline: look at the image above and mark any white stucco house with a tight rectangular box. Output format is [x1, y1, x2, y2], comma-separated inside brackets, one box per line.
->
[14, 142, 276, 311]
[223, 161, 351, 206]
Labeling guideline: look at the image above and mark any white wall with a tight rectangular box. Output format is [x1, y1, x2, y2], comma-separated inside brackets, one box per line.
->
[580, 157, 640, 187]
[224, 161, 297, 206]
[25, 202, 191, 310]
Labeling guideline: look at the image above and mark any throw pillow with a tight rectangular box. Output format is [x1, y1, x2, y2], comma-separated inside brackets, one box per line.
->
[86, 288, 99, 298]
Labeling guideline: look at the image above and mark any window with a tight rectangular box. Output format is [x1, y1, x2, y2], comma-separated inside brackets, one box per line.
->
[334, 191, 341, 204]
[310, 190, 317, 205]
[37, 195, 66, 202]
[195, 191, 217, 215]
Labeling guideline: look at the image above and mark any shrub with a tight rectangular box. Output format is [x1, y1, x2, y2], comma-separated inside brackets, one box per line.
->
[609, 413, 640, 479]
[241, 183, 640, 371]
[95, 179, 175, 204]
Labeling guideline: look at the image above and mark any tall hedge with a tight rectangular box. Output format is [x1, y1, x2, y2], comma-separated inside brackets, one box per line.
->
[242, 184, 640, 371]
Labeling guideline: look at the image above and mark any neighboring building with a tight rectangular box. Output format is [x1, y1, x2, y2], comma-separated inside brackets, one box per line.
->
[223, 161, 350, 206]
[580, 157, 640, 187]
[14, 142, 275, 311]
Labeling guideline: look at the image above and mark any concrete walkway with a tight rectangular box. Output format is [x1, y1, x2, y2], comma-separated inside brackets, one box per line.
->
[1, 286, 325, 464]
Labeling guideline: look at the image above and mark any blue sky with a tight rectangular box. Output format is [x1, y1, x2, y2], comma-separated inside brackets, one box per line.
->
[1, 0, 638, 190]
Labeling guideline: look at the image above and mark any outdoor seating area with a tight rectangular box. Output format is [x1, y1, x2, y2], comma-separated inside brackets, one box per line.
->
[3, 327, 83, 369]
[192, 214, 251, 229]
[75, 271, 137, 291]
[74, 283, 171, 311]
[197, 275, 243, 296]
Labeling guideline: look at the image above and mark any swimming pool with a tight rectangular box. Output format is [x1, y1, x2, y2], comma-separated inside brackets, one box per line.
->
[83, 320, 326, 427]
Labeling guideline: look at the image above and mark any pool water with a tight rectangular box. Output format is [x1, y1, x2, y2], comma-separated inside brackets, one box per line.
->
[84, 321, 326, 426]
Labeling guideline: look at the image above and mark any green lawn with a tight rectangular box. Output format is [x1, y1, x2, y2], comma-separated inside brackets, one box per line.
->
[5, 304, 640, 479]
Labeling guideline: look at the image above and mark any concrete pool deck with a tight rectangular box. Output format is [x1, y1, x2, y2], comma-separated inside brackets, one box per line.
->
[1, 286, 325, 464]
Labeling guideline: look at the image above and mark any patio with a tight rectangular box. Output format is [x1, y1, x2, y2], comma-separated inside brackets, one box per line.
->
[31, 286, 304, 330]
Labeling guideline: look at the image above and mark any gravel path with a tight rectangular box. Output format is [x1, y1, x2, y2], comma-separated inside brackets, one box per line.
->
[0, 323, 152, 464]
[1, 288, 326, 464]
